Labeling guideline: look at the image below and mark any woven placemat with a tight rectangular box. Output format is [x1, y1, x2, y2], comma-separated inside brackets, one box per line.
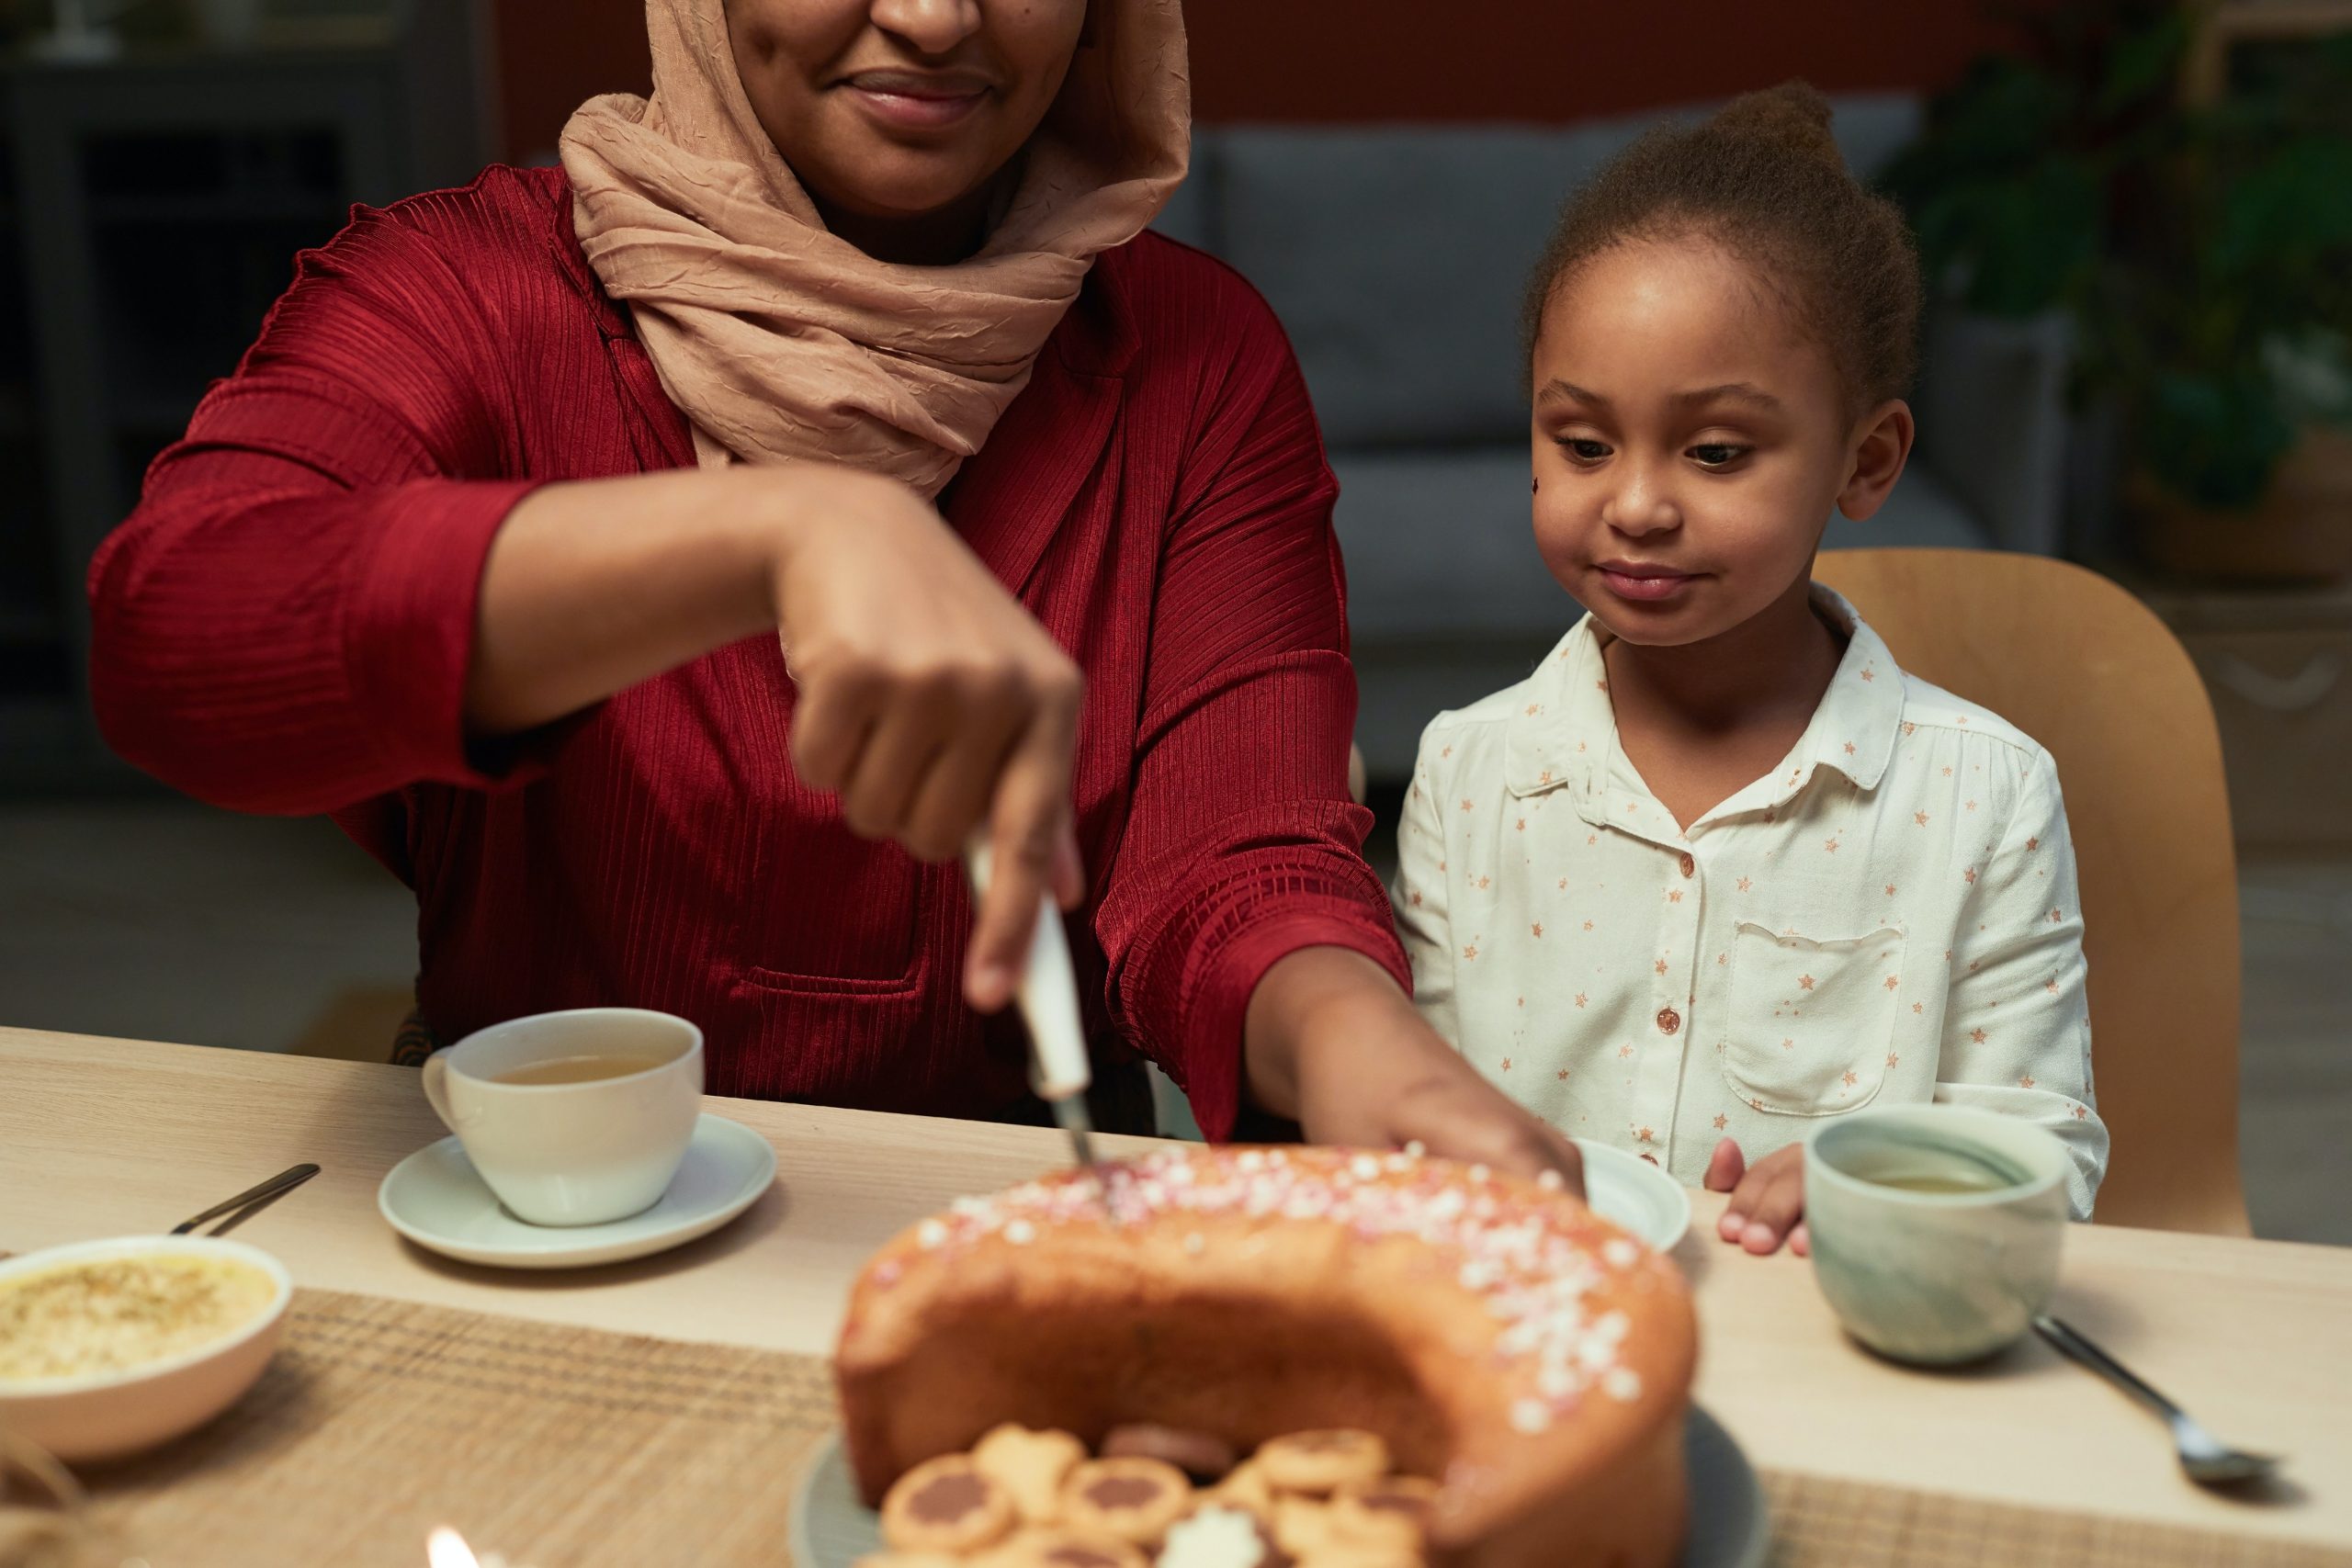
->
[81, 1289, 837, 1567]
[44, 1287, 2346, 1568]
[1761, 1470, 2351, 1568]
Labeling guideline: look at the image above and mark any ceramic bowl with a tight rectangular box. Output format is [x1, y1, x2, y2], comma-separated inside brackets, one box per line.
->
[0, 1235, 292, 1462]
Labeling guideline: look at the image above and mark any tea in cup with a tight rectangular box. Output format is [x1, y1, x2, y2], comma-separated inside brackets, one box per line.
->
[1804, 1105, 2071, 1365]
[420, 1008, 703, 1226]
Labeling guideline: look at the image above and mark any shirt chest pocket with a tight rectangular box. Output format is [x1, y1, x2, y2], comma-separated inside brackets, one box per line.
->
[1721, 919, 1905, 1115]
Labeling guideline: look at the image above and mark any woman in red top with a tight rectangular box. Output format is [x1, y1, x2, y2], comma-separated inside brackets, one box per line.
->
[86, 0, 1576, 1178]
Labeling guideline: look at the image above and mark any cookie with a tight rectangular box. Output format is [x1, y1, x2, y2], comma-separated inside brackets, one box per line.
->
[1208, 1459, 1274, 1515]
[1255, 1431, 1390, 1495]
[1293, 1548, 1422, 1568]
[976, 1528, 1149, 1568]
[1101, 1423, 1238, 1481]
[1328, 1476, 1438, 1551]
[1272, 1496, 1339, 1559]
[1158, 1503, 1291, 1568]
[879, 1454, 1018, 1555]
[1055, 1457, 1193, 1547]
[973, 1424, 1089, 1523]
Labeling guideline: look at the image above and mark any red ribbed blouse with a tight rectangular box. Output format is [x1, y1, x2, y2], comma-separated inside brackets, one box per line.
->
[85, 165, 1408, 1138]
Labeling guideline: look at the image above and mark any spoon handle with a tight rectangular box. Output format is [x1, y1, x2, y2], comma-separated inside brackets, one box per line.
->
[2032, 1314, 2187, 1422]
[170, 1163, 322, 1235]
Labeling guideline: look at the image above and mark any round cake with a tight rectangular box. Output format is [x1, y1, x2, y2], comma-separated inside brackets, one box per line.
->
[836, 1145, 1696, 1568]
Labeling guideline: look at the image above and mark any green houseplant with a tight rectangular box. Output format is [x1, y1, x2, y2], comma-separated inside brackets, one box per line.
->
[1883, 5, 2352, 580]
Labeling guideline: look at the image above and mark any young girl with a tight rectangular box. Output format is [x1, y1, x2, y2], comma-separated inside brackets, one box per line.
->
[1391, 84, 2108, 1254]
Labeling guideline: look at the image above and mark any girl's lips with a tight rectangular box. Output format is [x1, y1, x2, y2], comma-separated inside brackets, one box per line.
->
[841, 82, 989, 131]
[1596, 566, 1701, 604]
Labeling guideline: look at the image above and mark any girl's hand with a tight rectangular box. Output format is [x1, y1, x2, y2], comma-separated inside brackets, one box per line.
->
[1706, 1138, 1808, 1255]
[1245, 948, 1586, 1194]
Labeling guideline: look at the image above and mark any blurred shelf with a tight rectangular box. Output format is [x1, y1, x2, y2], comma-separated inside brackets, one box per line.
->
[0, 3, 491, 792]
[89, 193, 345, 225]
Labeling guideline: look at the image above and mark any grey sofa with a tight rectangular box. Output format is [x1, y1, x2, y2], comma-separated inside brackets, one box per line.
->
[1152, 96, 2074, 779]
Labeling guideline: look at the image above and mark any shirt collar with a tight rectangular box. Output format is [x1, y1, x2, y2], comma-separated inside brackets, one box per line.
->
[1502, 584, 1906, 813]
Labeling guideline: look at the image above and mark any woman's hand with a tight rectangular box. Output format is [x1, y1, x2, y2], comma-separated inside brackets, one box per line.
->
[1244, 948, 1585, 1194]
[769, 466, 1085, 1011]
[1706, 1138, 1808, 1255]
[466, 462, 1082, 1013]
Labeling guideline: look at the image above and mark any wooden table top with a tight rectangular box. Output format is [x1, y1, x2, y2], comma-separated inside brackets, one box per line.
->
[4, 1027, 2346, 1549]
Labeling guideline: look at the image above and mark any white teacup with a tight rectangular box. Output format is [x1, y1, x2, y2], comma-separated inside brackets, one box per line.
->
[1805, 1105, 2071, 1365]
[420, 1008, 704, 1227]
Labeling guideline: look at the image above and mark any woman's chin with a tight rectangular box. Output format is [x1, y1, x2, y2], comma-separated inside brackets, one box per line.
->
[803, 136, 1007, 220]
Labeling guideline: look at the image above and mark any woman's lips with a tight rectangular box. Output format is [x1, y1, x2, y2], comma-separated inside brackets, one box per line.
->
[1595, 564, 1702, 604]
[841, 76, 989, 131]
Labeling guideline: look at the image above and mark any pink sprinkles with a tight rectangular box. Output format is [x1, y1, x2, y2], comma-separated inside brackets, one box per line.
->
[897, 1146, 1659, 1431]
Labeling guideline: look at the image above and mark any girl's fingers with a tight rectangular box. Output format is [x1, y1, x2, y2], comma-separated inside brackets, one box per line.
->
[1790, 1221, 1811, 1258]
[1738, 1168, 1808, 1255]
[1703, 1137, 1746, 1192]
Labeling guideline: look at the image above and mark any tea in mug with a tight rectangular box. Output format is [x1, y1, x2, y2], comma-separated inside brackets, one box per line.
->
[1862, 1171, 2011, 1196]
[492, 1052, 673, 1087]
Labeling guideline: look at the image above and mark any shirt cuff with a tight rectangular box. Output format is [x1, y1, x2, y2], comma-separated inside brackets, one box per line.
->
[343, 477, 562, 789]
[1171, 903, 1412, 1143]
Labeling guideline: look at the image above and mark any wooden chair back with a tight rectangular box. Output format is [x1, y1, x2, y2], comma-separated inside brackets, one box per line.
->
[1815, 548, 2248, 1234]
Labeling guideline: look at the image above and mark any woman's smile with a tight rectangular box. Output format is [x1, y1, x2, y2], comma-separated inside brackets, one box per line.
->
[837, 68, 994, 133]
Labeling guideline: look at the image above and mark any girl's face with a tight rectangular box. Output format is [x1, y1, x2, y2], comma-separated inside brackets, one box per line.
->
[1529, 238, 1909, 648]
[727, 0, 1087, 225]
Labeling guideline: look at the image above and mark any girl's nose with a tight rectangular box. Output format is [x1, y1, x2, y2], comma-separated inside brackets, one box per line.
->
[1601, 464, 1681, 537]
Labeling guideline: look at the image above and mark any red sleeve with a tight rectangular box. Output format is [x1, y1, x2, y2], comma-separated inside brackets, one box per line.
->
[1094, 285, 1410, 1141]
[85, 181, 554, 816]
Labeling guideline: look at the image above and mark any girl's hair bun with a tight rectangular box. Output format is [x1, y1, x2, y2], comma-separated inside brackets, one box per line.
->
[1707, 82, 1843, 169]
[1521, 78, 1919, 412]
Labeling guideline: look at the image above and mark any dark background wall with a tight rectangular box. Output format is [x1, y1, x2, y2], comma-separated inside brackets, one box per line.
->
[490, 0, 2028, 160]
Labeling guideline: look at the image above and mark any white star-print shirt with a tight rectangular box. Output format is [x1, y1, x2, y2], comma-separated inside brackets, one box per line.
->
[1393, 586, 2107, 1217]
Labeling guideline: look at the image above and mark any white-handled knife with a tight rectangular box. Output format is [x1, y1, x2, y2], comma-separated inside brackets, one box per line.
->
[963, 840, 1099, 1178]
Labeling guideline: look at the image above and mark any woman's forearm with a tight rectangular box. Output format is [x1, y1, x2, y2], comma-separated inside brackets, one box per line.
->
[463, 467, 795, 734]
[1244, 944, 1585, 1187]
[1243, 946, 1414, 1120]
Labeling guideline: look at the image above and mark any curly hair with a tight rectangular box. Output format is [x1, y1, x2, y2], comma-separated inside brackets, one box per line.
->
[1522, 82, 1923, 414]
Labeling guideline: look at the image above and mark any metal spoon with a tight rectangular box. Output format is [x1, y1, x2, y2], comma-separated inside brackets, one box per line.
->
[170, 1163, 321, 1236]
[2032, 1314, 2280, 1487]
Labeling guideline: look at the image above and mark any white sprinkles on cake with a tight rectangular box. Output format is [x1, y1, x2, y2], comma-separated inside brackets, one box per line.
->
[893, 1145, 1662, 1431]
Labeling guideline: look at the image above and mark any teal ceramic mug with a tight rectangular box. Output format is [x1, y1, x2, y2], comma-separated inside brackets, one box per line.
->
[1805, 1105, 2071, 1365]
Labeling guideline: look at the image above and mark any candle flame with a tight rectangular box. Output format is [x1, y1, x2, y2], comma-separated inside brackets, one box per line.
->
[427, 1527, 480, 1568]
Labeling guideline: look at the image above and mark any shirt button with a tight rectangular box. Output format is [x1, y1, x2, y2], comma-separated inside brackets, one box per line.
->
[1679, 852, 1696, 878]
[1657, 1006, 1681, 1035]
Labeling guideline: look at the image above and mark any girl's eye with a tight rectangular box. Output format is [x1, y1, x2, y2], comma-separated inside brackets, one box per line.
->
[1556, 437, 1611, 464]
[1689, 443, 1751, 469]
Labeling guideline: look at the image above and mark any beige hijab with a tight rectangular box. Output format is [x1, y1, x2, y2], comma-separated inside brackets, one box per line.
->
[559, 1, 1189, 494]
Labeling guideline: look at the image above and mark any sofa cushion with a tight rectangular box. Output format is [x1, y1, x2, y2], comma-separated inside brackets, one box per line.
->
[1213, 96, 1925, 451]
[1218, 128, 1623, 448]
[1330, 446, 1560, 641]
[1331, 444, 1985, 643]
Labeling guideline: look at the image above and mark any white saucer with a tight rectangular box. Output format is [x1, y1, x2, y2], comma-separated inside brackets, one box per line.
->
[792, 1408, 1766, 1568]
[378, 1114, 776, 1269]
[1573, 1137, 1694, 1252]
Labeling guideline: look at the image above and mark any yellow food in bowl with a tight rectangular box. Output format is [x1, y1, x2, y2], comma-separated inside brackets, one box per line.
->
[0, 1254, 278, 1382]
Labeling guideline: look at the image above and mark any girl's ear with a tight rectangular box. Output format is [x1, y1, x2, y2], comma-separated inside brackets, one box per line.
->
[1835, 399, 1915, 524]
